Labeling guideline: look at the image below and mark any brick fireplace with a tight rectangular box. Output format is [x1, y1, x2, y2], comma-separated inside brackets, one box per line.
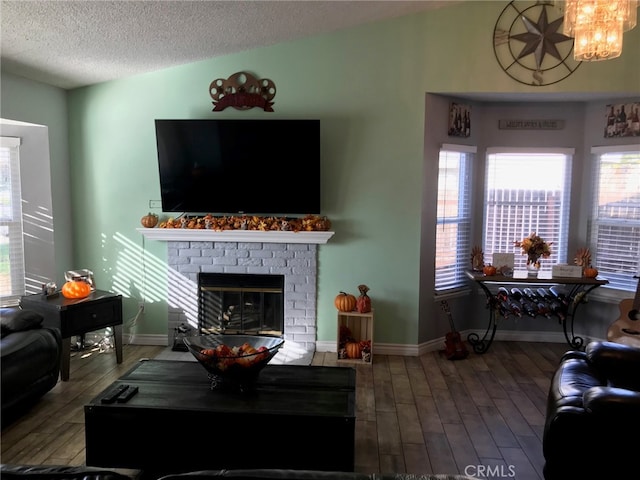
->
[148, 228, 335, 364]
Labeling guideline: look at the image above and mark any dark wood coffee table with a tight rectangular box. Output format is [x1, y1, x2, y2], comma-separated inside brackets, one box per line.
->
[84, 359, 356, 475]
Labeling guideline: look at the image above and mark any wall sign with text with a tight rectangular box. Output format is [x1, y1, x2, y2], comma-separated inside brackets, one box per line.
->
[498, 119, 564, 130]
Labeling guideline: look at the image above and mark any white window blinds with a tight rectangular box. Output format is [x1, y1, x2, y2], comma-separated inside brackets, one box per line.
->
[484, 148, 573, 270]
[435, 144, 475, 292]
[589, 145, 640, 291]
[0, 136, 25, 306]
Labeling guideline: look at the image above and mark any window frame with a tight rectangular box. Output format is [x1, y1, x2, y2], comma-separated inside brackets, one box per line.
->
[587, 144, 640, 292]
[434, 144, 475, 294]
[0, 136, 26, 306]
[482, 147, 574, 271]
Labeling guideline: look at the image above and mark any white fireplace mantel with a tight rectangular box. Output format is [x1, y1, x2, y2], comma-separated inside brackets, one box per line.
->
[136, 228, 335, 244]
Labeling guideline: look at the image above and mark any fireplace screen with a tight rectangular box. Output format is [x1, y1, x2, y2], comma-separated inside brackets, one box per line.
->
[198, 273, 284, 336]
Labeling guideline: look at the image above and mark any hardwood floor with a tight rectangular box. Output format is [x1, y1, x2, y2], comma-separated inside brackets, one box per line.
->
[1, 340, 569, 479]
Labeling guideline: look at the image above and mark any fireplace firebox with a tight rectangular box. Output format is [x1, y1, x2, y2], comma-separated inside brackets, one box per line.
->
[198, 273, 284, 336]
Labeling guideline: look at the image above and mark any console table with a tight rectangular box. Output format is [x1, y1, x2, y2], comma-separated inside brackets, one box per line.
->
[465, 271, 608, 354]
[20, 290, 123, 381]
[85, 359, 356, 475]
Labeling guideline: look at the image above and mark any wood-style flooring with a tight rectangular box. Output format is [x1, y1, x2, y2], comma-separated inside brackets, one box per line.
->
[1, 340, 569, 479]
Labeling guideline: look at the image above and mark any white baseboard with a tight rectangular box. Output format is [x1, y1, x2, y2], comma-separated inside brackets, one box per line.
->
[126, 329, 606, 356]
[123, 333, 168, 346]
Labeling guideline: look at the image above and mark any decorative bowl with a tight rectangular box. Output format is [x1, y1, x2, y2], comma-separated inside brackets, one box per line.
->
[183, 334, 284, 391]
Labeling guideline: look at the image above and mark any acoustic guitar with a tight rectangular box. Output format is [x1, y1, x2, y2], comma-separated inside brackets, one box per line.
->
[440, 300, 469, 360]
[607, 276, 640, 348]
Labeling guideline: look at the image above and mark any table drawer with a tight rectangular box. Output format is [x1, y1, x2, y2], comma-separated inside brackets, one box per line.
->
[63, 300, 122, 336]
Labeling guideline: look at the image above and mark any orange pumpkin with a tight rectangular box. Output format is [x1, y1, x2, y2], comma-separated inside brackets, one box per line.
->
[335, 292, 357, 312]
[141, 212, 159, 228]
[345, 341, 362, 359]
[62, 280, 92, 299]
[584, 265, 599, 278]
[483, 264, 497, 276]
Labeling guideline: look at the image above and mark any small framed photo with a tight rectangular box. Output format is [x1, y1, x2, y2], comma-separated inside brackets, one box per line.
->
[604, 102, 640, 138]
[448, 102, 471, 137]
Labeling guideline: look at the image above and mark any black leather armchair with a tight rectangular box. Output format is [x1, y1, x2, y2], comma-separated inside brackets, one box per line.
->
[543, 341, 640, 479]
[1, 306, 61, 427]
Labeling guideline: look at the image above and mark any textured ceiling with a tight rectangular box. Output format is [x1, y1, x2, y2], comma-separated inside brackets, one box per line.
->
[1, 0, 457, 90]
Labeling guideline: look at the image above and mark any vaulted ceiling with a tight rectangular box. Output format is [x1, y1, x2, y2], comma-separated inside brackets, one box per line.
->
[1, 0, 458, 90]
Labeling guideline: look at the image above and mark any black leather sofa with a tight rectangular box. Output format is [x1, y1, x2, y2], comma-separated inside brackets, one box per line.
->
[0, 466, 475, 480]
[1, 306, 62, 428]
[543, 340, 640, 479]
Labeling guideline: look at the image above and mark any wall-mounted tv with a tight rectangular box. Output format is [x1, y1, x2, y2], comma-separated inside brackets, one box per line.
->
[155, 119, 321, 215]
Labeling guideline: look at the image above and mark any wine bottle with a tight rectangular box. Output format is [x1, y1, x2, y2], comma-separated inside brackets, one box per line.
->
[549, 286, 569, 305]
[510, 287, 524, 301]
[537, 301, 552, 319]
[509, 301, 523, 317]
[537, 287, 554, 301]
[549, 301, 566, 321]
[521, 300, 537, 317]
[497, 287, 510, 302]
[523, 287, 538, 302]
[498, 301, 511, 318]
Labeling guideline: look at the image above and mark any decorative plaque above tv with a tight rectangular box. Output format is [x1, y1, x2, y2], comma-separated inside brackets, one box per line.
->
[209, 71, 276, 111]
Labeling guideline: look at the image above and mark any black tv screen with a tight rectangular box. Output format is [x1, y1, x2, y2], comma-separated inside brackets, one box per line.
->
[155, 119, 321, 214]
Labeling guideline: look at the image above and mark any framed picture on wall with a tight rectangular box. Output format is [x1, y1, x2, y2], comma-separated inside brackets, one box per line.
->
[604, 102, 640, 138]
[448, 102, 470, 137]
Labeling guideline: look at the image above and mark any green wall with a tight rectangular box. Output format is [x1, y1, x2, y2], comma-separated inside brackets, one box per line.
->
[4, 1, 640, 347]
[0, 73, 73, 285]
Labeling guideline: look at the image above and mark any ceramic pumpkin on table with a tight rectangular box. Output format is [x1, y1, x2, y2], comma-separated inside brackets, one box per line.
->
[61, 280, 92, 299]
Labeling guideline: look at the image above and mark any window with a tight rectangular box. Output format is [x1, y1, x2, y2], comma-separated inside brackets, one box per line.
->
[589, 145, 640, 291]
[435, 144, 474, 292]
[0, 136, 25, 306]
[483, 148, 573, 269]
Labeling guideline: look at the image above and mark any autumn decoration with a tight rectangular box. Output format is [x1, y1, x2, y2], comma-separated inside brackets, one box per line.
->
[514, 232, 552, 268]
[156, 214, 331, 232]
[356, 284, 372, 313]
[470, 246, 484, 271]
[335, 292, 357, 312]
[483, 264, 497, 276]
[61, 280, 92, 299]
[140, 212, 159, 228]
[583, 266, 599, 278]
[345, 341, 362, 359]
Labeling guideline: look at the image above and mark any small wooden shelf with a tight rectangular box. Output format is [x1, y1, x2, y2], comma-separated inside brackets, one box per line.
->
[337, 309, 374, 365]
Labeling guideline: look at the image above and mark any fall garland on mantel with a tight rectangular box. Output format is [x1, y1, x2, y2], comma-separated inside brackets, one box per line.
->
[157, 214, 331, 232]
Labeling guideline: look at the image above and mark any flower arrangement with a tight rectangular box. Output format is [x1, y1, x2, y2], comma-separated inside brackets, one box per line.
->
[514, 232, 552, 267]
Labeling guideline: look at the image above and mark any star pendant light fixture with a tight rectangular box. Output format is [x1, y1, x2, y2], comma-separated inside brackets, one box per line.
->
[555, 0, 639, 60]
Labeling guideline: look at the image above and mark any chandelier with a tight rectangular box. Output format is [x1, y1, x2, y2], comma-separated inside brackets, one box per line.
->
[556, 0, 639, 61]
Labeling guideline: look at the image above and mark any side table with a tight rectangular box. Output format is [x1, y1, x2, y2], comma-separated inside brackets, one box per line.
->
[20, 289, 123, 381]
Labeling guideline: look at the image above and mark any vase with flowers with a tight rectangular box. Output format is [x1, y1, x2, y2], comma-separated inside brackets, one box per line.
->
[514, 232, 552, 276]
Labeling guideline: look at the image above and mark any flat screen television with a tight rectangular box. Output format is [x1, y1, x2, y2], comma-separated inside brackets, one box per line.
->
[154, 119, 321, 215]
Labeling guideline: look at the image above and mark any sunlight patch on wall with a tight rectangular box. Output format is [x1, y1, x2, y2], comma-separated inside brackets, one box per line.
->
[110, 232, 197, 323]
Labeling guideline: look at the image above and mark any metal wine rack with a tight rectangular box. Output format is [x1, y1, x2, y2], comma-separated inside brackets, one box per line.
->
[465, 271, 608, 354]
